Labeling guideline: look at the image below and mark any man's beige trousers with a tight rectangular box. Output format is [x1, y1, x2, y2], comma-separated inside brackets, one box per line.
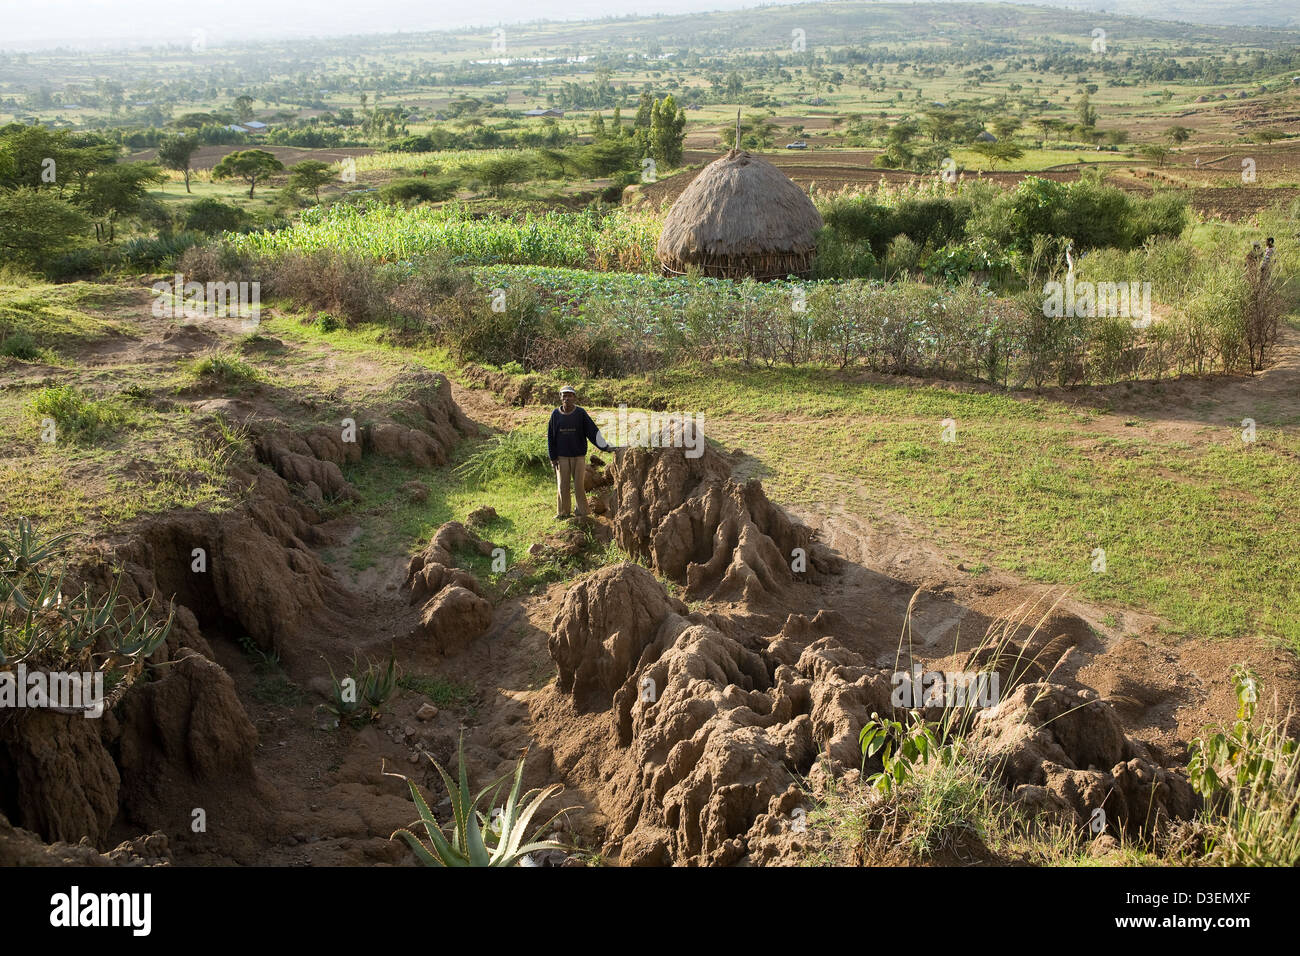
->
[555, 455, 587, 517]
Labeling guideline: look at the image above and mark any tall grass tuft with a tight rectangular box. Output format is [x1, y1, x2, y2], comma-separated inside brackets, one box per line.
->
[1188, 667, 1300, 866]
[187, 354, 260, 385]
[454, 425, 551, 486]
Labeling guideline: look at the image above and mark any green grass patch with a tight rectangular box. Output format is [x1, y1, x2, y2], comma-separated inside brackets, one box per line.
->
[187, 353, 261, 386]
[398, 673, 477, 710]
[266, 307, 1300, 649]
[1, 382, 252, 534]
[27, 385, 130, 443]
[454, 425, 551, 485]
[539, 362, 1299, 651]
[0, 282, 135, 354]
[333, 429, 555, 575]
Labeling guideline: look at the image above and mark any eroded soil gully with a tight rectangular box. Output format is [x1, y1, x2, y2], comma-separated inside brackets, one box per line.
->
[4, 317, 1296, 866]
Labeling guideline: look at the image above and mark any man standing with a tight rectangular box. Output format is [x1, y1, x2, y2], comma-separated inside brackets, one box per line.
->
[547, 386, 613, 520]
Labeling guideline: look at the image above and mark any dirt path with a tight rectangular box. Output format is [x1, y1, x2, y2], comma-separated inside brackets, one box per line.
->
[1042, 322, 1300, 441]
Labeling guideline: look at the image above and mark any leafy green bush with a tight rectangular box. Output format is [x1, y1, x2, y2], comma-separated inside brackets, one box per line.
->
[860, 712, 958, 794]
[440, 282, 554, 367]
[28, 385, 128, 442]
[1187, 667, 1299, 866]
[0, 329, 42, 360]
[819, 193, 970, 258]
[471, 156, 535, 195]
[44, 245, 113, 280]
[883, 234, 922, 276]
[380, 177, 459, 204]
[183, 198, 247, 235]
[119, 230, 205, 269]
[964, 175, 1188, 254]
[811, 229, 877, 279]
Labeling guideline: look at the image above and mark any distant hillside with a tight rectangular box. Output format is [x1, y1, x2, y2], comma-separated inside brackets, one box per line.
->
[521, 1, 1300, 52]
[992, 0, 1299, 30]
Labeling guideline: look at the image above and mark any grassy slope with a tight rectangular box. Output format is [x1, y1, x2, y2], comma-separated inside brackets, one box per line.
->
[3, 279, 1296, 650]
[0, 290, 571, 595]
[267, 306, 1300, 650]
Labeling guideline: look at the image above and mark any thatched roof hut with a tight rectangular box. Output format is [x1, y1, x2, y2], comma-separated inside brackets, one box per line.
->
[656, 149, 823, 280]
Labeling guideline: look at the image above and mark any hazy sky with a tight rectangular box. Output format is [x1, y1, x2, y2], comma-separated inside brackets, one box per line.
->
[0, 0, 776, 50]
[0, 0, 1260, 51]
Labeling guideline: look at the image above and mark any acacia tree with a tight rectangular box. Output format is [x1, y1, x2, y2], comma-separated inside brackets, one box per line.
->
[973, 140, 1024, 169]
[992, 115, 1021, 140]
[77, 162, 164, 242]
[1139, 143, 1171, 167]
[288, 159, 333, 202]
[157, 133, 199, 193]
[0, 187, 88, 268]
[212, 148, 284, 198]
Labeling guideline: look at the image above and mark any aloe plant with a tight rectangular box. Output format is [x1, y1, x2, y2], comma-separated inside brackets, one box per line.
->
[1, 517, 172, 690]
[0, 517, 79, 575]
[386, 738, 575, 867]
[318, 653, 400, 726]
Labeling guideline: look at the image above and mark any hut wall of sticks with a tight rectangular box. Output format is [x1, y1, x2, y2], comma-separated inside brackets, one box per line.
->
[655, 148, 824, 281]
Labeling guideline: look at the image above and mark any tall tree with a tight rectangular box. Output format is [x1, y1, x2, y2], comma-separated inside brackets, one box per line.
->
[287, 159, 333, 202]
[157, 133, 200, 193]
[211, 148, 284, 198]
[1075, 93, 1097, 129]
[76, 161, 164, 242]
[649, 95, 687, 167]
[634, 90, 654, 129]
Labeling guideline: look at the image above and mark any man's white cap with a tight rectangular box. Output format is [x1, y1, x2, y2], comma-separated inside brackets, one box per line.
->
[559, 385, 576, 396]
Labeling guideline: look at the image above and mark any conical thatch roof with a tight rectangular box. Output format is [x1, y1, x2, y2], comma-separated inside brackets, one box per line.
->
[657, 149, 824, 280]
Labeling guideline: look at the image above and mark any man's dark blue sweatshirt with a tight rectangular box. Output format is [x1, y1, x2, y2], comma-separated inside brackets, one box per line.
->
[548, 406, 611, 460]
